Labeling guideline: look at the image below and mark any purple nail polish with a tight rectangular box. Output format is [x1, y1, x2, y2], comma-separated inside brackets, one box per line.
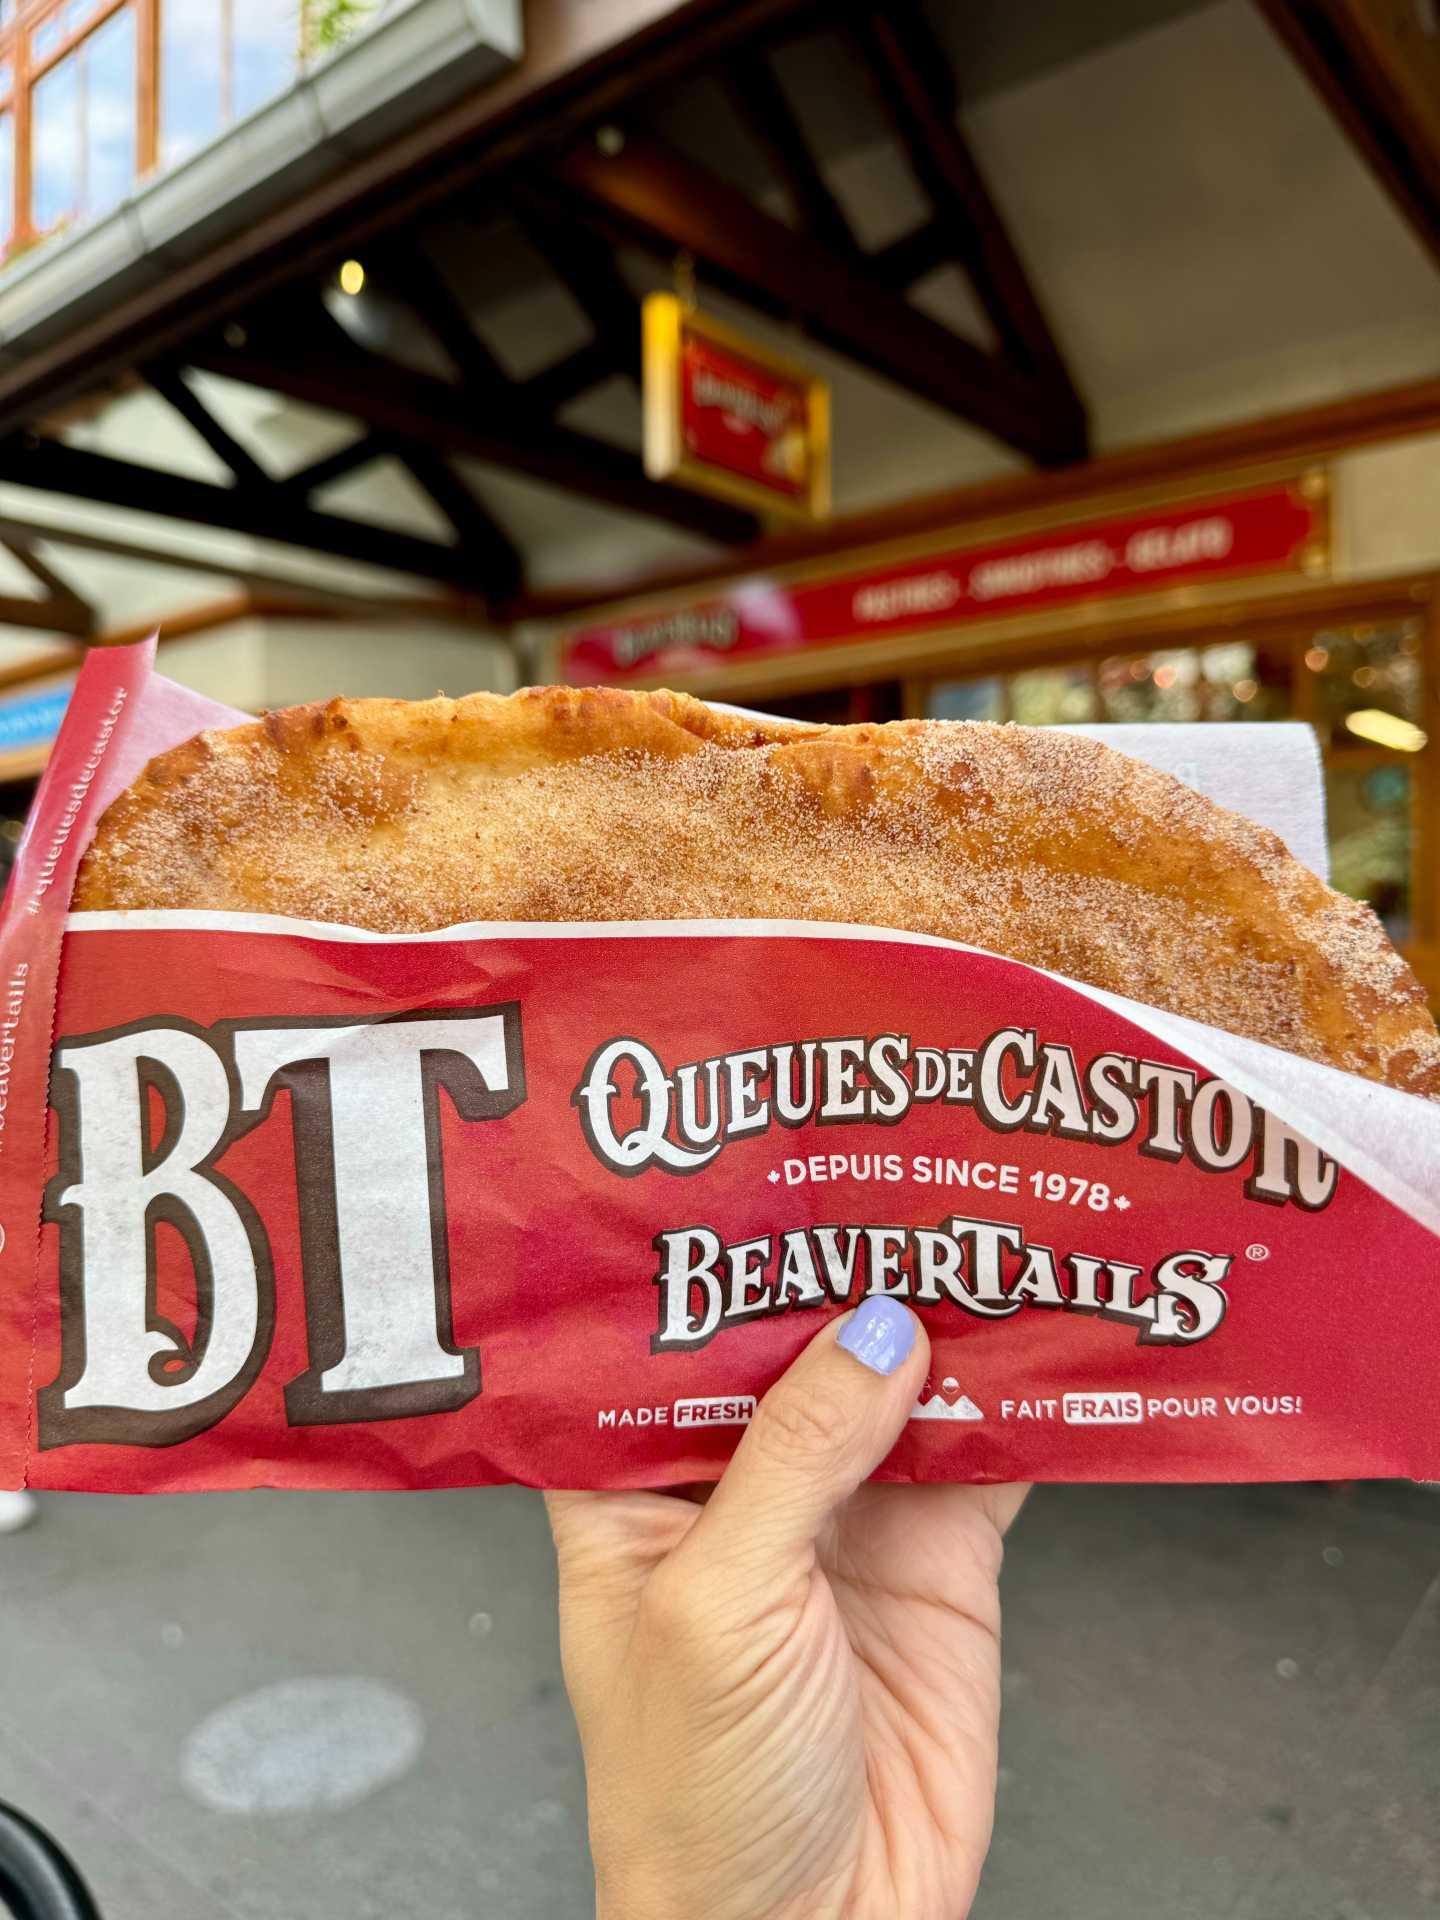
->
[836, 1296, 915, 1376]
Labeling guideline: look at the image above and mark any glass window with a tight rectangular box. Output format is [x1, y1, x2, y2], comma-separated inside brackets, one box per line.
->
[31, 16, 62, 61]
[1306, 623, 1424, 751]
[1097, 642, 1289, 722]
[31, 8, 136, 231]
[161, 0, 223, 167]
[1010, 665, 1096, 725]
[1100, 648, 1208, 721]
[32, 48, 79, 229]
[234, 0, 296, 118]
[85, 6, 136, 217]
[0, 62, 12, 98]
[928, 678, 1005, 723]
[1327, 763, 1413, 943]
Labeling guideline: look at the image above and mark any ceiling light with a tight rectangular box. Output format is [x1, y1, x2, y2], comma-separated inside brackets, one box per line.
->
[1344, 708, 1428, 753]
[338, 259, 366, 296]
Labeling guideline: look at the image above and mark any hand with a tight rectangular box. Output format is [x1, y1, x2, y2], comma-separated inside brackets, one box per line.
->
[546, 1299, 1028, 1920]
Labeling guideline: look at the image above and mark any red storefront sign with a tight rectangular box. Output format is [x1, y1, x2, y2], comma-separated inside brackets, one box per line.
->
[643, 293, 830, 521]
[564, 481, 1324, 682]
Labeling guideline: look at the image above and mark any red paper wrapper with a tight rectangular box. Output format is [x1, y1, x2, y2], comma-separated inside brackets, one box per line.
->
[1, 641, 1437, 1491]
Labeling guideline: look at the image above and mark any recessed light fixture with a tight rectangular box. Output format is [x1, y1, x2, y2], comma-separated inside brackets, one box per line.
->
[1344, 708, 1427, 753]
[338, 259, 366, 297]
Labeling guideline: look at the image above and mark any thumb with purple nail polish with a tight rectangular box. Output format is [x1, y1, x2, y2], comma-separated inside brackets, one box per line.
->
[547, 1295, 1028, 1920]
[836, 1294, 917, 1375]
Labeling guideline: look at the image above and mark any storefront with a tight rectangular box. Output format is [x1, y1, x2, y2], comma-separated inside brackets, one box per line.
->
[551, 447, 1440, 1003]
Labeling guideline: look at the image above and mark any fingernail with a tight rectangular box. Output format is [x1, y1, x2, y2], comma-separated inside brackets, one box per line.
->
[836, 1297, 916, 1376]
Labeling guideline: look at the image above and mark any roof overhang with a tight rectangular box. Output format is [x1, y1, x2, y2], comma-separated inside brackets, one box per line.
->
[0, 0, 523, 365]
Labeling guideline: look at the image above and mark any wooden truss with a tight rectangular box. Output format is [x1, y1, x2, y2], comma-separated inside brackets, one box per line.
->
[0, 0, 1090, 613]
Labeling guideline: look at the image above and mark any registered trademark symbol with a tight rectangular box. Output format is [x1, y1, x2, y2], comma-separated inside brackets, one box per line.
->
[1245, 1243, 1270, 1262]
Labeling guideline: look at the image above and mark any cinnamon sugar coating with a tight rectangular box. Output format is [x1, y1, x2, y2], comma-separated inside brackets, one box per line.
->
[74, 684, 1440, 1097]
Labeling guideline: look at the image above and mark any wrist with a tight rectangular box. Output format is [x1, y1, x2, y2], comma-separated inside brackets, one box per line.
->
[596, 1862, 848, 1920]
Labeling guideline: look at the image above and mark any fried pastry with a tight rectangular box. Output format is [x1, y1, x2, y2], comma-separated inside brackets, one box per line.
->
[74, 685, 1440, 1097]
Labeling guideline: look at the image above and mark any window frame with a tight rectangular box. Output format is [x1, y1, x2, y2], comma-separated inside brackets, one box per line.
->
[0, 0, 156, 252]
[0, 0, 311, 253]
[157, 0, 304, 176]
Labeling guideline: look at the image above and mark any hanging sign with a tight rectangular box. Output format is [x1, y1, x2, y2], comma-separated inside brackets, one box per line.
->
[643, 292, 830, 522]
[563, 479, 1327, 683]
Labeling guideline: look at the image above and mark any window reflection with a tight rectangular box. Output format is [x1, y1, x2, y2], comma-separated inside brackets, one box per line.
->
[1097, 643, 1287, 722]
[32, 7, 135, 231]
[928, 678, 1005, 723]
[87, 8, 136, 218]
[1305, 623, 1423, 750]
[160, 0, 223, 167]
[235, 0, 296, 119]
[162, 0, 297, 165]
[1009, 666, 1095, 725]
[1327, 763, 1412, 943]
[31, 52, 78, 229]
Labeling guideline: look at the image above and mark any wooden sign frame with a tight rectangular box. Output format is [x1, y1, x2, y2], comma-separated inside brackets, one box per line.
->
[643, 292, 831, 523]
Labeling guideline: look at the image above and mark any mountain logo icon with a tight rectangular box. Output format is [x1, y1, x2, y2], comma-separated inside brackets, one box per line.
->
[909, 1374, 984, 1422]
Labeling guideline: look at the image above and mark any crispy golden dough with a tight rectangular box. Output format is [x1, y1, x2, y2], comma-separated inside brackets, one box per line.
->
[74, 684, 1440, 1096]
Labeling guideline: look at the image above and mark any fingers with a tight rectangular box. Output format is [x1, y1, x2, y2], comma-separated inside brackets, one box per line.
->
[545, 1486, 701, 1567]
[988, 1483, 1031, 1535]
[683, 1299, 929, 1583]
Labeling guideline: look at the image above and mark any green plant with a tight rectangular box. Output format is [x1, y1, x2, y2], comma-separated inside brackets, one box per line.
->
[300, 0, 374, 58]
[0, 215, 73, 278]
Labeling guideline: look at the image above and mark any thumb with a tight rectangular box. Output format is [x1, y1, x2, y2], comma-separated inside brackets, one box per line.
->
[681, 1299, 929, 1583]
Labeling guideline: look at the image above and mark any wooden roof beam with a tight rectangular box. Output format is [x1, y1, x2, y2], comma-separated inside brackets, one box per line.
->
[510, 196, 644, 390]
[723, 50, 859, 257]
[147, 364, 271, 490]
[521, 338, 621, 415]
[871, 218, 954, 293]
[382, 244, 515, 394]
[0, 509, 490, 625]
[853, 3, 1082, 406]
[190, 334, 759, 543]
[0, 529, 95, 637]
[398, 446, 524, 606]
[0, 435, 491, 592]
[543, 126, 1088, 466]
[1255, 0, 1440, 275]
[278, 433, 390, 499]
